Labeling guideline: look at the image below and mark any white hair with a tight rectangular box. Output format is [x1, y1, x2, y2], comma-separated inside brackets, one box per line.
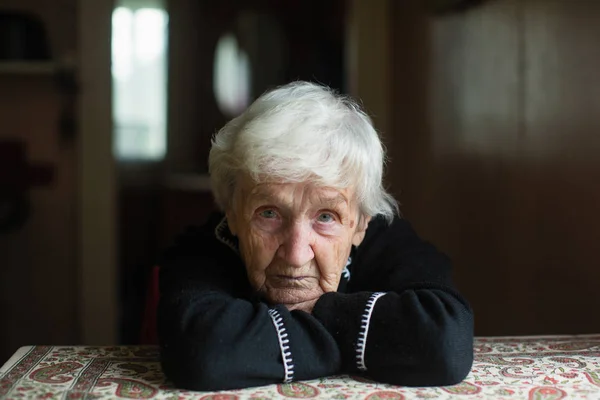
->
[208, 81, 398, 222]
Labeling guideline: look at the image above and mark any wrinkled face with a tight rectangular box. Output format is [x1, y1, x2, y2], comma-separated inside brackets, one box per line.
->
[226, 180, 370, 306]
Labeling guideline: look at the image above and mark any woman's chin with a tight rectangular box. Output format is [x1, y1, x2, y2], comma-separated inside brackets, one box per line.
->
[263, 287, 322, 306]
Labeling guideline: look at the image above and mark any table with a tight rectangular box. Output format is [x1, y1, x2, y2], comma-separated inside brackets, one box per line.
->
[1, 335, 600, 399]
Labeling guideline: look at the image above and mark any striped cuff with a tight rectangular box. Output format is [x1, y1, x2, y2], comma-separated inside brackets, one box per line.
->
[268, 308, 295, 383]
[356, 292, 387, 371]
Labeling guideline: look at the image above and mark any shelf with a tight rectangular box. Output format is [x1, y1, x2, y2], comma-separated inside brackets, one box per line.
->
[0, 61, 60, 75]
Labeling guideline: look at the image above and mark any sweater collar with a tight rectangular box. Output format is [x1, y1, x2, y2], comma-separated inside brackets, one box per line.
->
[214, 217, 240, 254]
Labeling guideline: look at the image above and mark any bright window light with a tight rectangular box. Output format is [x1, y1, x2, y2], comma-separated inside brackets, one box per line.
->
[112, 1, 168, 161]
[213, 33, 252, 117]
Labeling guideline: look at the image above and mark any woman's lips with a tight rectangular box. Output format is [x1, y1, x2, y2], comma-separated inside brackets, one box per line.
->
[276, 275, 308, 280]
[269, 275, 315, 287]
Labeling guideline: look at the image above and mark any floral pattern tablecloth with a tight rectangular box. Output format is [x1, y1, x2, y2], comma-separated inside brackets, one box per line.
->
[1, 335, 600, 399]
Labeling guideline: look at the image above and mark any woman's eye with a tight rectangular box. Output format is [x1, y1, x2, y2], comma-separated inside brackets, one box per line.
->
[317, 213, 334, 223]
[259, 209, 278, 219]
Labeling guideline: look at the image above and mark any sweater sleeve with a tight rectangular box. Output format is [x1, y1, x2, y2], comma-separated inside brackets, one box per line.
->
[311, 216, 474, 386]
[157, 225, 341, 391]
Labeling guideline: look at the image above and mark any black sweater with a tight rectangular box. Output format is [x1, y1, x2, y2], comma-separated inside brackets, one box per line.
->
[158, 213, 474, 391]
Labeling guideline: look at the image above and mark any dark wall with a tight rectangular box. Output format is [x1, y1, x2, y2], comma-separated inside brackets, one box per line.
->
[390, 0, 600, 336]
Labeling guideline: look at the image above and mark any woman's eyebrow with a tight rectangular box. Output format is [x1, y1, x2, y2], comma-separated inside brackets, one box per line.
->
[317, 193, 350, 209]
[247, 189, 278, 204]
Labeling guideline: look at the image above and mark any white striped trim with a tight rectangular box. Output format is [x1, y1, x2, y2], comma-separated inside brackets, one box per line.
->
[342, 256, 352, 281]
[342, 266, 351, 280]
[268, 309, 295, 383]
[214, 217, 239, 254]
[356, 292, 387, 371]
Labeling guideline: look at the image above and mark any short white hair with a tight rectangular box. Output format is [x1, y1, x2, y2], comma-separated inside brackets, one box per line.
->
[208, 81, 398, 222]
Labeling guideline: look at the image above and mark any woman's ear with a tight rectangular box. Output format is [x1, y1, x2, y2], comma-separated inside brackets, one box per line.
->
[352, 215, 371, 246]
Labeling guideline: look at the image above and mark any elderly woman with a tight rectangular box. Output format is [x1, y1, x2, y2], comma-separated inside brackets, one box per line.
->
[158, 82, 474, 391]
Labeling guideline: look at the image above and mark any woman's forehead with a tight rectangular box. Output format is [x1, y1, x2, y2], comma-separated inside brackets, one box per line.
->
[240, 181, 355, 206]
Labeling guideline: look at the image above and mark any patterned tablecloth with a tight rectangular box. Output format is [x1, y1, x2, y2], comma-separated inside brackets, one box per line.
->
[1, 335, 600, 399]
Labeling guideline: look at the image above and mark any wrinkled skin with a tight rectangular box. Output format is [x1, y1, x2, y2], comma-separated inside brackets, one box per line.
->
[227, 180, 370, 313]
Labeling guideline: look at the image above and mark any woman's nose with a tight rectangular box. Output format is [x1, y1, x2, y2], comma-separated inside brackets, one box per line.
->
[276, 222, 315, 267]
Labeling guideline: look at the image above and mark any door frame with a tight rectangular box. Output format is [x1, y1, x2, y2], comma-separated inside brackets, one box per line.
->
[347, 0, 392, 140]
[78, 0, 118, 344]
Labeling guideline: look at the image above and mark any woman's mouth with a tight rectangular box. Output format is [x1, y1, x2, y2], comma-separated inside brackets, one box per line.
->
[277, 275, 308, 281]
[269, 275, 315, 288]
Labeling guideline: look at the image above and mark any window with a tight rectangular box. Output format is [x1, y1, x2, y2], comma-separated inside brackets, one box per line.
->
[112, 0, 168, 161]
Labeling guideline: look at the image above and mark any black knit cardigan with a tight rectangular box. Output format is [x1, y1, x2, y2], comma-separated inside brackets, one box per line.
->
[157, 212, 474, 391]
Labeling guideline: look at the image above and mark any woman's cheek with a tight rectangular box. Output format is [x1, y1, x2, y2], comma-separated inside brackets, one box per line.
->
[246, 230, 279, 268]
[313, 242, 340, 291]
[319, 270, 342, 292]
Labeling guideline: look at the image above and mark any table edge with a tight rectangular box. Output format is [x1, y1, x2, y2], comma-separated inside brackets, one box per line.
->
[0, 346, 34, 375]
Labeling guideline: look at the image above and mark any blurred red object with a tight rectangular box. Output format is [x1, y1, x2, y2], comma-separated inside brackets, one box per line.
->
[140, 265, 160, 345]
[0, 139, 54, 189]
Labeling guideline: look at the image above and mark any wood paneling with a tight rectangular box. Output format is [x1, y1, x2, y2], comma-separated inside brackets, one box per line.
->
[520, 0, 600, 334]
[391, 0, 600, 335]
